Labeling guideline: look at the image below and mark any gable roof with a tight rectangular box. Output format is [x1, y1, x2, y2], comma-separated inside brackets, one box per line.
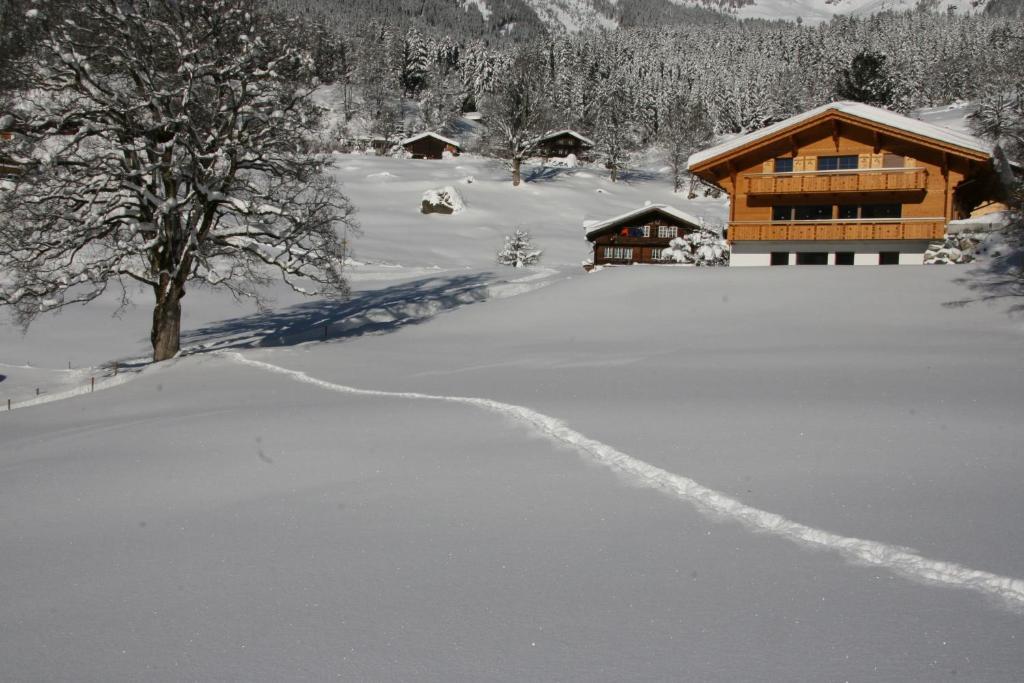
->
[687, 101, 992, 172]
[537, 129, 595, 147]
[400, 132, 461, 149]
[584, 204, 702, 239]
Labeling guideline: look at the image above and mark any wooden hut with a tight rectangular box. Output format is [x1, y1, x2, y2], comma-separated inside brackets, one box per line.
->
[687, 101, 1009, 266]
[401, 132, 461, 160]
[535, 130, 594, 159]
[586, 204, 703, 266]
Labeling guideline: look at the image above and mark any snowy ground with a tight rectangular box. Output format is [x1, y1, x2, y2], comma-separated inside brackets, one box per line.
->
[2, 154, 1023, 681]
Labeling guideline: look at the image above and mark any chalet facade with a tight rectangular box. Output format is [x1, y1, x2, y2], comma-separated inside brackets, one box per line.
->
[535, 130, 594, 160]
[401, 132, 461, 160]
[687, 102, 1007, 266]
[586, 204, 703, 266]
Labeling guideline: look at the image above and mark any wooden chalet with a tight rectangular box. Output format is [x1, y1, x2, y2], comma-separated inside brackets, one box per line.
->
[535, 130, 594, 159]
[586, 204, 703, 266]
[401, 132, 461, 160]
[687, 101, 1008, 266]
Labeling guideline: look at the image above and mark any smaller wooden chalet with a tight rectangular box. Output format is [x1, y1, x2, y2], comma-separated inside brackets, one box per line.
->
[535, 130, 594, 159]
[401, 132, 461, 159]
[0, 122, 21, 176]
[586, 204, 703, 266]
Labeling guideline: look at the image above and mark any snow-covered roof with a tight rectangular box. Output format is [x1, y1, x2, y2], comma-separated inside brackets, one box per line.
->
[687, 101, 993, 170]
[537, 129, 595, 147]
[400, 132, 461, 149]
[584, 204, 702, 239]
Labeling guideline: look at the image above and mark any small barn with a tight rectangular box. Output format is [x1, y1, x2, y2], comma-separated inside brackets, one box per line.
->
[586, 204, 704, 266]
[536, 130, 594, 159]
[401, 132, 461, 160]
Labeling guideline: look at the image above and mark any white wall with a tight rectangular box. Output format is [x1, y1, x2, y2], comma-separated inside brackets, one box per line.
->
[729, 240, 932, 267]
[729, 252, 772, 267]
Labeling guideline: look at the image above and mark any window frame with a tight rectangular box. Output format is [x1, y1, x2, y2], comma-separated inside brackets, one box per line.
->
[816, 155, 859, 171]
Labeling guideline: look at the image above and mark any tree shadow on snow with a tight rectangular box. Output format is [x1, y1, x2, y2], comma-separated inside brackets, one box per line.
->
[944, 250, 1024, 316]
[523, 166, 570, 184]
[177, 272, 496, 355]
[0, 374, 6, 383]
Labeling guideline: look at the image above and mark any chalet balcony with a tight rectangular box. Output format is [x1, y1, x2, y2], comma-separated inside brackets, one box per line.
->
[743, 167, 928, 195]
[728, 218, 946, 242]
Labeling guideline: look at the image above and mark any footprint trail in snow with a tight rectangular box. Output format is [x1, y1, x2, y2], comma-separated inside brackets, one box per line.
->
[229, 352, 1024, 613]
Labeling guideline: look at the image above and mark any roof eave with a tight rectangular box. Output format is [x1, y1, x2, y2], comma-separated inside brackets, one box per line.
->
[688, 109, 991, 174]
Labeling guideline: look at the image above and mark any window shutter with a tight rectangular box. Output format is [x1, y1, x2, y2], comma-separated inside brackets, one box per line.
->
[763, 160, 773, 173]
[858, 153, 871, 169]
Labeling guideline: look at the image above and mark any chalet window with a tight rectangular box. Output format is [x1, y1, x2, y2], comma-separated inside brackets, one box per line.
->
[861, 203, 901, 219]
[770, 252, 789, 266]
[838, 204, 902, 219]
[772, 205, 793, 221]
[774, 157, 794, 173]
[794, 205, 832, 221]
[604, 246, 633, 261]
[657, 225, 677, 239]
[650, 248, 665, 261]
[796, 252, 828, 265]
[882, 154, 905, 168]
[879, 252, 900, 265]
[816, 155, 858, 171]
[835, 252, 855, 265]
[623, 226, 650, 238]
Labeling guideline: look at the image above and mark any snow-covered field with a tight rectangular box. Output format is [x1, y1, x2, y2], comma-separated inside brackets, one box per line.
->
[2, 155, 1023, 681]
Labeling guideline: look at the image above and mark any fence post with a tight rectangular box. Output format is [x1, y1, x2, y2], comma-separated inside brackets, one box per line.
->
[90, 377, 95, 392]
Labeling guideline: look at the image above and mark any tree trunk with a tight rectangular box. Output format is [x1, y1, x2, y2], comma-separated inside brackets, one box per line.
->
[512, 156, 521, 186]
[610, 164, 619, 183]
[151, 282, 184, 362]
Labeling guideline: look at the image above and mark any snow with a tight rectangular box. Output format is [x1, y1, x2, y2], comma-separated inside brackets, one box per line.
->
[463, 0, 492, 20]
[3, 141, 1024, 680]
[671, 0, 992, 24]
[688, 101, 993, 170]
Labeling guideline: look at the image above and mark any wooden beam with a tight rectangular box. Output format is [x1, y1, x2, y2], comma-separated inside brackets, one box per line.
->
[873, 130, 882, 154]
[726, 160, 737, 222]
[832, 119, 840, 152]
[942, 152, 952, 222]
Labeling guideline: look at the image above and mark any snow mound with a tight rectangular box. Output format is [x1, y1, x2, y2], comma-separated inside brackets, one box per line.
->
[367, 171, 397, 180]
[421, 186, 466, 215]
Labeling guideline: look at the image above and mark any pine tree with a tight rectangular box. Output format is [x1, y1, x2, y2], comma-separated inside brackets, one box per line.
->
[836, 51, 895, 108]
[497, 230, 542, 268]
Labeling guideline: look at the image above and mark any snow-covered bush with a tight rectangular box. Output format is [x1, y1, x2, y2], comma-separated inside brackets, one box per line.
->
[421, 186, 465, 214]
[924, 233, 983, 264]
[497, 229, 542, 268]
[658, 230, 729, 266]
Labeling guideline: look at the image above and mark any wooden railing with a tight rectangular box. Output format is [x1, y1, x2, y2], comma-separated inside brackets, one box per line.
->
[729, 218, 946, 242]
[744, 168, 928, 195]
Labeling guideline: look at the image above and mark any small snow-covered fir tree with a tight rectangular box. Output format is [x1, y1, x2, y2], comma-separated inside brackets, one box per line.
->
[497, 229, 543, 268]
[660, 230, 729, 266]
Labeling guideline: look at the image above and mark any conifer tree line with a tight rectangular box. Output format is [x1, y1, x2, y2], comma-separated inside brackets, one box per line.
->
[275, 11, 1022, 149]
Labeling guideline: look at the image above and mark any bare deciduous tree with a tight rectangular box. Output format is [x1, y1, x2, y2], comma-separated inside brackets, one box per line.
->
[481, 49, 550, 186]
[0, 0, 356, 361]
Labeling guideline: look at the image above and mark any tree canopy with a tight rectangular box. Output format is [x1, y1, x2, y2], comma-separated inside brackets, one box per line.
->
[0, 0, 356, 361]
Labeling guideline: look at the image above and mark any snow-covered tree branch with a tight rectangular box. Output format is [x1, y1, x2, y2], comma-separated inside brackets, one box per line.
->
[0, 0, 357, 361]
